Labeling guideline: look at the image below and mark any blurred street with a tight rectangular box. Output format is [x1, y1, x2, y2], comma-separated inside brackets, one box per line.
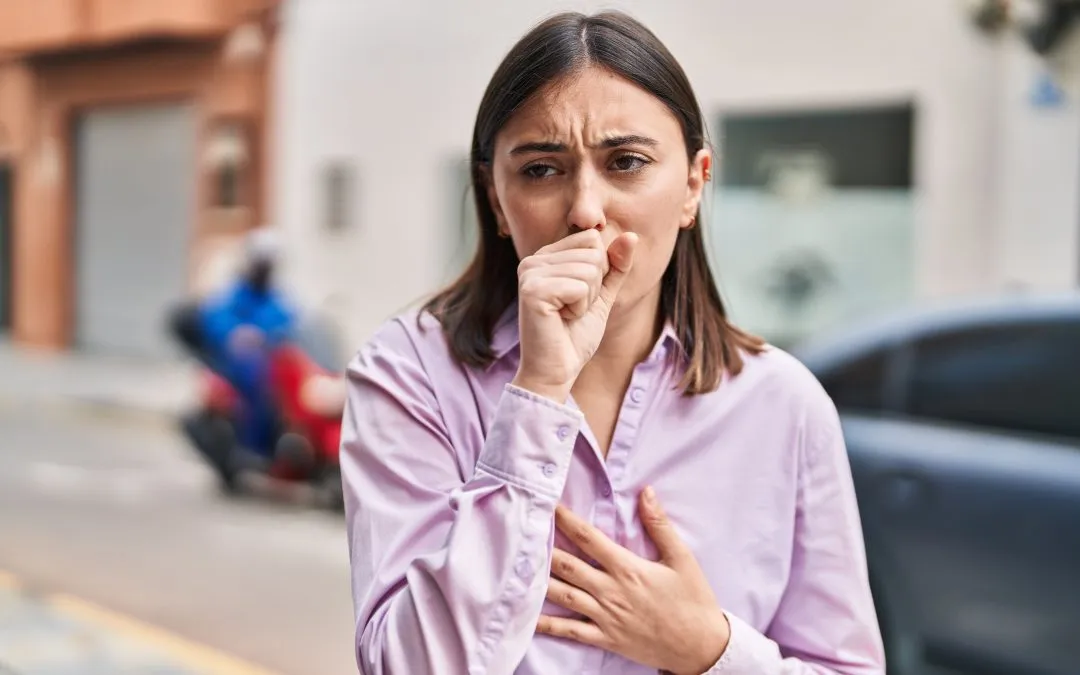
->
[0, 402, 356, 675]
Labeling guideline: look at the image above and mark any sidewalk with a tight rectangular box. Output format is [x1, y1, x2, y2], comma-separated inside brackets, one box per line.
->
[0, 572, 276, 675]
[0, 340, 199, 423]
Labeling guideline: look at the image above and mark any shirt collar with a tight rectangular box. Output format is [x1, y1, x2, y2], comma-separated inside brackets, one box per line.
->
[489, 303, 520, 362]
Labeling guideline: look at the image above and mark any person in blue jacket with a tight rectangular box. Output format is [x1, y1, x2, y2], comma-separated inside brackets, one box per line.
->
[170, 229, 297, 463]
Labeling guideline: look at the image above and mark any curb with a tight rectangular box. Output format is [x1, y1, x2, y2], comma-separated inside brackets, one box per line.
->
[0, 569, 280, 675]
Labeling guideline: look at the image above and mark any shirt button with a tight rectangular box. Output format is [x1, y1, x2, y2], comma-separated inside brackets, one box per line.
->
[515, 557, 533, 578]
[600, 484, 612, 498]
[630, 387, 645, 404]
[542, 463, 557, 478]
[557, 425, 571, 441]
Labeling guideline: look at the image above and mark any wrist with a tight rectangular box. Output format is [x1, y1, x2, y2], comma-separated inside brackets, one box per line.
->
[673, 607, 730, 675]
[510, 373, 572, 404]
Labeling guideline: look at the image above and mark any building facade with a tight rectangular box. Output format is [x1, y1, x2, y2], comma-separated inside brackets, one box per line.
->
[0, 0, 279, 356]
[272, 0, 1080, 354]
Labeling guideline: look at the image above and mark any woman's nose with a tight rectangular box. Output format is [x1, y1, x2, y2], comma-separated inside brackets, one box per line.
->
[566, 172, 607, 232]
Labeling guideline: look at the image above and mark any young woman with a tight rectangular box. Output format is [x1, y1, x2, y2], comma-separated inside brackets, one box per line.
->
[341, 11, 885, 675]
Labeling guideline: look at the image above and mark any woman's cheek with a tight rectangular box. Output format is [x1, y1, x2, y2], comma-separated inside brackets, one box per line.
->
[508, 202, 568, 252]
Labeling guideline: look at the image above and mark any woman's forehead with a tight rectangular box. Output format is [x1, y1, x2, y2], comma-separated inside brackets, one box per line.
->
[495, 67, 681, 150]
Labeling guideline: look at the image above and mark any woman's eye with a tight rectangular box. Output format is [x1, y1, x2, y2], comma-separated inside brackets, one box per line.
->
[523, 164, 557, 179]
[611, 154, 650, 172]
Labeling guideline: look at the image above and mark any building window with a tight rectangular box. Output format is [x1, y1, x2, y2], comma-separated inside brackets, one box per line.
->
[216, 164, 243, 208]
[323, 161, 356, 233]
[205, 122, 251, 209]
[710, 105, 916, 348]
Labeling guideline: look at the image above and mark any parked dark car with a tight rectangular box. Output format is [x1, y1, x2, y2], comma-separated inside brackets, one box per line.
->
[793, 292, 1080, 675]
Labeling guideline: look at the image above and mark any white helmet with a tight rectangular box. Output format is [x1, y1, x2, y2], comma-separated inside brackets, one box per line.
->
[245, 227, 280, 265]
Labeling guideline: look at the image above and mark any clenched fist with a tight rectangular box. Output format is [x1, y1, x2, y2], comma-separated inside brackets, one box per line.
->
[511, 229, 638, 402]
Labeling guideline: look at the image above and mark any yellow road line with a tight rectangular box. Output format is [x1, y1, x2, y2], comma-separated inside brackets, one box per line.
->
[0, 568, 279, 675]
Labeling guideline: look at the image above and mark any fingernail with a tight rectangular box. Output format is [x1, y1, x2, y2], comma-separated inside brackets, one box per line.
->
[644, 486, 656, 504]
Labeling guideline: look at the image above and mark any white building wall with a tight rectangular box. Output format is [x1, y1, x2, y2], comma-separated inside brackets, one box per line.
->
[273, 0, 1080, 352]
[993, 36, 1080, 291]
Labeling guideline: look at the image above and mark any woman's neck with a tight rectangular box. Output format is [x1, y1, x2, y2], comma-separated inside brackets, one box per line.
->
[576, 289, 662, 392]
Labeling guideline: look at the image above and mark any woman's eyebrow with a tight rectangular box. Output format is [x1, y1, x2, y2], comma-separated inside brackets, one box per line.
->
[510, 141, 566, 155]
[509, 134, 658, 156]
[596, 134, 658, 149]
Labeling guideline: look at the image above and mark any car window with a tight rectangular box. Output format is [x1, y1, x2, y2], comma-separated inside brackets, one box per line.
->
[819, 349, 889, 413]
[905, 320, 1080, 439]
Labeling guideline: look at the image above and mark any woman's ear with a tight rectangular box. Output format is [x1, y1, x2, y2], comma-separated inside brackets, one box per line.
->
[479, 164, 510, 236]
[681, 149, 712, 229]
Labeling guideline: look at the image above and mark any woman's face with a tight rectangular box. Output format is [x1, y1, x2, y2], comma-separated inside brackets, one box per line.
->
[487, 65, 710, 312]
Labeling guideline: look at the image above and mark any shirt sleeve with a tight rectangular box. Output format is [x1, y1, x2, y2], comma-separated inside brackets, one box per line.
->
[705, 395, 886, 674]
[340, 322, 582, 675]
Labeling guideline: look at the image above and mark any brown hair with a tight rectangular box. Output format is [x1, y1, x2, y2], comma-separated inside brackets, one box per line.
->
[422, 11, 764, 394]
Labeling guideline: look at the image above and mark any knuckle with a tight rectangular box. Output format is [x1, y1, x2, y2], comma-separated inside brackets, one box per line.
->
[612, 593, 634, 613]
[618, 564, 646, 588]
[556, 558, 574, 577]
[561, 590, 576, 607]
[518, 275, 541, 297]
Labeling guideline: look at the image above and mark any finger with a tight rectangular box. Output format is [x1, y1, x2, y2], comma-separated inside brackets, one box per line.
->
[535, 614, 609, 649]
[550, 547, 609, 595]
[518, 275, 591, 316]
[519, 262, 603, 320]
[532, 247, 609, 274]
[528, 262, 604, 308]
[555, 505, 628, 572]
[639, 486, 690, 565]
[545, 577, 605, 621]
[540, 228, 605, 254]
[597, 232, 638, 308]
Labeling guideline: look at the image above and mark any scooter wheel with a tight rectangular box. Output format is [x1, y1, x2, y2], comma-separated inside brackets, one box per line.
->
[181, 410, 242, 495]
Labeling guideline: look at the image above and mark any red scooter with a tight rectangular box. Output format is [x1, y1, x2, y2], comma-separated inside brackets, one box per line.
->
[180, 320, 346, 511]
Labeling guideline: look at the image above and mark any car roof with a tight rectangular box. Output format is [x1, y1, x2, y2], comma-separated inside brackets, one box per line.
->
[792, 290, 1080, 375]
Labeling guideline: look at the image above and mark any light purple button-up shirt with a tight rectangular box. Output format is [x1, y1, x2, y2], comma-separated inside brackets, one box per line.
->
[341, 308, 886, 674]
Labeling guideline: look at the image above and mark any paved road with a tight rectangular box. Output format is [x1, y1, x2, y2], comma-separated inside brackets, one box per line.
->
[0, 403, 356, 675]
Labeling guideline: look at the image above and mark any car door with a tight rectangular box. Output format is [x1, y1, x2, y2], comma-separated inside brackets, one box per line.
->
[877, 318, 1080, 674]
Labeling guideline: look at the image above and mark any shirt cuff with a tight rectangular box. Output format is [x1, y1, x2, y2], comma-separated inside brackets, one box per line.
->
[703, 611, 781, 674]
[476, 384, 583, 500]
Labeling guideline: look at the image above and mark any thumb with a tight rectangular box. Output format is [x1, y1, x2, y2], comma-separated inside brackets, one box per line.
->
[598, 232, 638, 307]
[639, 486, 688, 565]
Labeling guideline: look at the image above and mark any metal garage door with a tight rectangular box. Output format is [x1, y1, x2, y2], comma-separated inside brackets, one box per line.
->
[74, 104, 195, 358]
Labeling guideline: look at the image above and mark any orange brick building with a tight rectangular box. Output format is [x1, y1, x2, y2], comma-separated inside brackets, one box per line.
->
[0, 0, 279, 355]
